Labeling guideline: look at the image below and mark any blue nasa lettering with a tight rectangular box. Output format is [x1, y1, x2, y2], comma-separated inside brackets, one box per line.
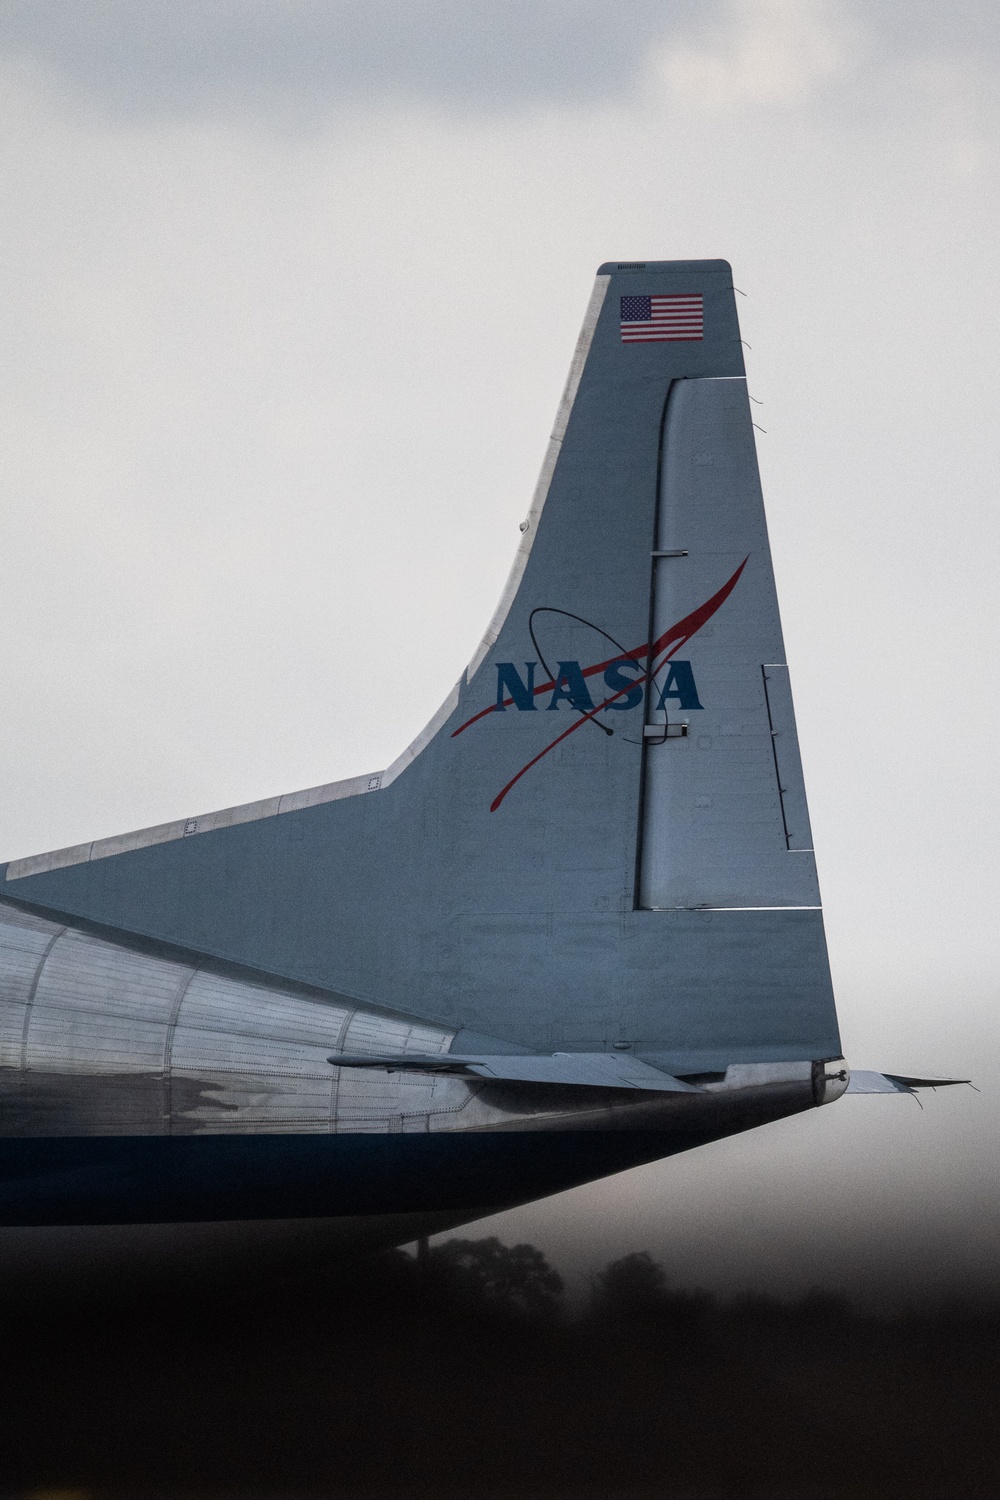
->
[602, 657, 644, 711]
[495, 657, 705, 714]
[495, 662, 538, 710]
[654, 660, 704, 711]
[546, 661, 595, 712]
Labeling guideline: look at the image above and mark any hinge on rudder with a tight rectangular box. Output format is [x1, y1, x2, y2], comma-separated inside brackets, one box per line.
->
[643, 721, 688, 744]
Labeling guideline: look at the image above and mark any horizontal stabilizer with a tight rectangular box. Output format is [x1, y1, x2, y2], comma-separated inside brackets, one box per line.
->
[328, 1052, 700, 1091]
[847, 1071, 971, 1094]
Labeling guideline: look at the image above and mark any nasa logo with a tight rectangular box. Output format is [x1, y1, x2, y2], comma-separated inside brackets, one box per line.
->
[451, 557, 748, 810]
[494, 658, 704, 714]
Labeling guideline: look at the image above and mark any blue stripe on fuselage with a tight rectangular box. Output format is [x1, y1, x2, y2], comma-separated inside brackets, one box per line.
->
[0, 1128, 718, 1228]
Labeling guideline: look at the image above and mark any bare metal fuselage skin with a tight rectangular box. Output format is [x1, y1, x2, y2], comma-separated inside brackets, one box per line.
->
[0, 261, 848, 1237]
[0, 898, 845, 1234]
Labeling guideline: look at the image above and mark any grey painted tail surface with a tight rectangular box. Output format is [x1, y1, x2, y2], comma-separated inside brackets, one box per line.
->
[639, 378, 818, 908]
[2, 261, 840, 1070]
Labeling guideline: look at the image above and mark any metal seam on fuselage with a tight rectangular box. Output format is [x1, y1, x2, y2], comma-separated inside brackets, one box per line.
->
[162, 964, 200, 1134]
[18, 924, 67, 1073]
[328, 1004, 359, 1133]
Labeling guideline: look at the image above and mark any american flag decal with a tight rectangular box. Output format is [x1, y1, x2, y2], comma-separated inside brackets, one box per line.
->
[620, 293, 703, 343]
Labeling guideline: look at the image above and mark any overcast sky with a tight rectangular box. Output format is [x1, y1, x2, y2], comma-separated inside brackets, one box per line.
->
[0, 0, 997, 1298]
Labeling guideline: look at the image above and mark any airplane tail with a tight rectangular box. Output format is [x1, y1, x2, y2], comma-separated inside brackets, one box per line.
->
[1, 261, 840, 1072]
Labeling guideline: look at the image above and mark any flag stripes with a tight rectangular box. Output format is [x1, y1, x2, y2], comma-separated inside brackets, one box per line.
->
[620, 294, 704, 343]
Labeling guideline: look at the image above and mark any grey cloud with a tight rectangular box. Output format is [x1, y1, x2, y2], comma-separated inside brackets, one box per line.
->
[4, 2, 999, 122]
[876, 0, 1000, 55]
[0, 0, 713, 119]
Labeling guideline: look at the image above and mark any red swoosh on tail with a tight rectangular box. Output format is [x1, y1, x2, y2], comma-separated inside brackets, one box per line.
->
[454, 559, 747, 739]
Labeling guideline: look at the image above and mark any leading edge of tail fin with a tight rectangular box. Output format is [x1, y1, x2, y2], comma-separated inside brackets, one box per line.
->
[6, 259, 750, 875]
[465, 272, 612, 681]
[1, 261, 840, 1067]
[466, 259, 744, 679]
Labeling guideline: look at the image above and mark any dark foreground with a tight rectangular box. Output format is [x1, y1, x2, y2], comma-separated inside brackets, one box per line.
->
[0, 1237, 997, 1499]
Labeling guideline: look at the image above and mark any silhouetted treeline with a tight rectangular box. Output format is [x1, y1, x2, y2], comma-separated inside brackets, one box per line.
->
[0, 1235, 997, 1497]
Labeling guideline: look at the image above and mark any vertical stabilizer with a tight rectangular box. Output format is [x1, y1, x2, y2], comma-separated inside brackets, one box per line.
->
[2, 261, 840, 1069]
